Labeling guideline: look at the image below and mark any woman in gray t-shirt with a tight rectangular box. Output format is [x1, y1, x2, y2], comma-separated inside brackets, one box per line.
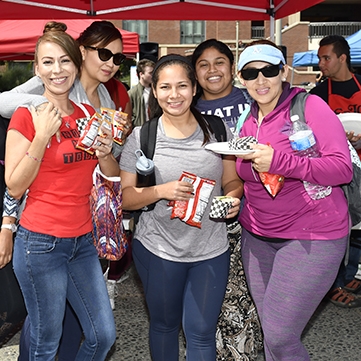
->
[120, 54, 243, 361]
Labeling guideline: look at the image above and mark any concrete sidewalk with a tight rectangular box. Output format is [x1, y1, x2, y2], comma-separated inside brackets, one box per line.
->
[1, 264, 361, 361]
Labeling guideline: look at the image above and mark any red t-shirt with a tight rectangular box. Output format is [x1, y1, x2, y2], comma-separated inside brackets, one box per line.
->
[8, 102, 98, 237]
[104, 77, 130, 111]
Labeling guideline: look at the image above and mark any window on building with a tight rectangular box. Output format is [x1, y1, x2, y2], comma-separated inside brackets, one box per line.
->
[180, 21, 205, 44]
[251, 21, 265, 39]
[123, 20, 148, 43]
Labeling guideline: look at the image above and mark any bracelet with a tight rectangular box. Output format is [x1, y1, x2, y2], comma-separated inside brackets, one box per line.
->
[26, 152, 43, 162]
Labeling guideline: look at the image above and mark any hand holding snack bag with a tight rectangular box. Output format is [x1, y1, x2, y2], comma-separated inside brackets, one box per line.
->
[76, 112, 105, 154]
[101, 107, 128, 145]
[170, 171, 215, 228]
[76, 107, 128, 154]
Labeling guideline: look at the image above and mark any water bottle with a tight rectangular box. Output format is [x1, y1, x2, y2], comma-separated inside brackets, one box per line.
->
[135, 149, 154, 176]
[289, 114, 332, 200]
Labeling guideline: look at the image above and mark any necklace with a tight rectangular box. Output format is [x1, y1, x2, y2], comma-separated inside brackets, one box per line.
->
[63, 116, 71, 128]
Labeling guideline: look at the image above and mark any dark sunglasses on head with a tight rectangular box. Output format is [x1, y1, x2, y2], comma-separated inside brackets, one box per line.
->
[85, 46, 126, 66]
[241, 63, 283, 81]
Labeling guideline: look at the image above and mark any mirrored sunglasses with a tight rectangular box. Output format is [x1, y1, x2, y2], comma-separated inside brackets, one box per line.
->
[85, 46, 126, 66]
[241, 63, 282, 81]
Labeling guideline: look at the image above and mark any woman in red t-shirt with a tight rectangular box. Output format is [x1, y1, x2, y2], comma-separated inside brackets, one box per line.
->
[5, 22, 119, 361]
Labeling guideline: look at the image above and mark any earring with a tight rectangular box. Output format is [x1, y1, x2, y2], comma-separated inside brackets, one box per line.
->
[282, 78, 286, 82]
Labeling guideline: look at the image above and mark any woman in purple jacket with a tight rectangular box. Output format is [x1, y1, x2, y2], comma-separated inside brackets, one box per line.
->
[236, 40, 352, 361]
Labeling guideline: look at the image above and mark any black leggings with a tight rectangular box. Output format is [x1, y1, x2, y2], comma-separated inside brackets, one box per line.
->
[133, 239, 229, 361]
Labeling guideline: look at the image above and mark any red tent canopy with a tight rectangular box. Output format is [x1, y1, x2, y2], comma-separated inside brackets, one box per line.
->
[0, 19, 139, 60]
[0, 0, 324, 21]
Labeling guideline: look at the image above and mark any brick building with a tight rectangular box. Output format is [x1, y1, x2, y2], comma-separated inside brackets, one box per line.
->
[112, 0, 361, 85]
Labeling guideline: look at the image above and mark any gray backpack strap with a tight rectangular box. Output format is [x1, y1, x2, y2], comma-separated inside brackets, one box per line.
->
[290, 92, 309, 122]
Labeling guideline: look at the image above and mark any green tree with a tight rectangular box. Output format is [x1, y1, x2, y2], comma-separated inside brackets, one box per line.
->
[0, 63, 33, 92]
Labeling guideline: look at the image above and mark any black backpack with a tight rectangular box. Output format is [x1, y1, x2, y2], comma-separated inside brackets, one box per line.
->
[136, 114, 227, 212]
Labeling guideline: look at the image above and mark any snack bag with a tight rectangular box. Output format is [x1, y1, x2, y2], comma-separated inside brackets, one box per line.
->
[76, 112, 111, 154]
[100, 107, 128, 146]
[259, 172, 285, 197]
[170, 171, 215, 228]
[209, 196, 234, 218]
[256, 142, 285, 197]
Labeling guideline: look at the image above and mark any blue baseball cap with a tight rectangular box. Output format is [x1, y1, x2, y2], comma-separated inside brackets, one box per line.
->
[238, 44, 286, 71]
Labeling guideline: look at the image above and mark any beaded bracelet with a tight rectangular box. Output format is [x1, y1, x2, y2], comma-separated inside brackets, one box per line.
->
[26, 152, 43, 163]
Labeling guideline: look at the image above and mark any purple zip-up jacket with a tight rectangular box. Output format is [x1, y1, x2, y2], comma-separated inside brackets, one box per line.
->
[236, 85, 352, 240]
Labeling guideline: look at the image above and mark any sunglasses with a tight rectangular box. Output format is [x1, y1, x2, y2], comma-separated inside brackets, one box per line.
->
[85, 46, 126, 66]
[241, 63, 283, 81]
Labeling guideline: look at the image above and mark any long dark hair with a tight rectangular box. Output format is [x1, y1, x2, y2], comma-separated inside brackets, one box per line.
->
[149, 54, 214, 145]
[77, 20, 123, 48]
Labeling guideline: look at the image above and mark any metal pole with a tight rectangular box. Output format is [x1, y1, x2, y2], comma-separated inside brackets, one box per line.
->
[275, 19, 282, 45]
[235, 21, 239, 75]
[269, 0, 275, 41]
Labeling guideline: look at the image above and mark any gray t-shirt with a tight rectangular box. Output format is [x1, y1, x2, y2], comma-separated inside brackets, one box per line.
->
[120, 117, 232, 262]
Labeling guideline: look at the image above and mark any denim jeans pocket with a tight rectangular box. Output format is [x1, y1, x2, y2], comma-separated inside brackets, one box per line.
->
[17, 227, 57, 254]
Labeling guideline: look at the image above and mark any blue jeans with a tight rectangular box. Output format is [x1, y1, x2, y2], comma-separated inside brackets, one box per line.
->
[132, 239, 230, 361]
[19, 304, 82, 361]
[13, 226, 116, 361]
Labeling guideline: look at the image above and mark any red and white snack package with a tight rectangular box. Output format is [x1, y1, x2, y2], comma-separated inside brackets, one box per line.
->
[76, 112, 112, 154]
[100, 107, 127, 146]
[170, 171, 215, 228]
[259, 172, 285, 197]
[257, 143, 285, 197]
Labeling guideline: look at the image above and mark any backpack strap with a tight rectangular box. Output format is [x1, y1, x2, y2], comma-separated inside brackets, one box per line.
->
[137, 118, 159, 210]
[203, 114, 227, 142]
[235, 106, 251, 135]
[290, 91, 310, 122]
[140, 117, 159, 159]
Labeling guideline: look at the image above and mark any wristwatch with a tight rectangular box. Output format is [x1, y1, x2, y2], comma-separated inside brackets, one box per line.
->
[1, 223, 17, 233]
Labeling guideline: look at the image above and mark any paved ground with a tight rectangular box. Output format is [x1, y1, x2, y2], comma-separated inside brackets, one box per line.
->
[1, 264, 361, 360]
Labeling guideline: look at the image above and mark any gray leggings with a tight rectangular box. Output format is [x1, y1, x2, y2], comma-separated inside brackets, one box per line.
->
[241, 229, 348, 361]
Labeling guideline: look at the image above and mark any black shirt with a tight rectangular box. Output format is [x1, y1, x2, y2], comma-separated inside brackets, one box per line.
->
[310, 74, 361, 104]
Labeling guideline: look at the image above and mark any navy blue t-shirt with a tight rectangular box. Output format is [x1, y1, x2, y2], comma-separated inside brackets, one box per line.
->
[195, 86, 253, 134]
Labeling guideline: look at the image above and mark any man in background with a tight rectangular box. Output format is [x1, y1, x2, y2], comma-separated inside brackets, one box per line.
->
[128, 59, 155, 127]
[311, 34, 361, 308]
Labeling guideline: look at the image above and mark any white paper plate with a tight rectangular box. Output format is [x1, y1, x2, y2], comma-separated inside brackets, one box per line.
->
[338, 113, 361, 134]
[205, 142, 255, 155]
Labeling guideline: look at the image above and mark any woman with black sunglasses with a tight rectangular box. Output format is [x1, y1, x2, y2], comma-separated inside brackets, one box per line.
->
[0, 20, 133, 361]
[236, 40, 352, 361]
[0, 20, 132, 153]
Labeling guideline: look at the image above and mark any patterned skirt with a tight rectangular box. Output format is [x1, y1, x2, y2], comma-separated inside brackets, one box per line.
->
[216, 226, 263, 361]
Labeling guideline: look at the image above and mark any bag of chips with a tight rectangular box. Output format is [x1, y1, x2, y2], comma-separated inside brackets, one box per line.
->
[259, 172, 285, 197]
[170, 171, 215, 228]
[100, 107, 128, 146]
[76, 113, 112, 155]
[258, 143, 285, 197]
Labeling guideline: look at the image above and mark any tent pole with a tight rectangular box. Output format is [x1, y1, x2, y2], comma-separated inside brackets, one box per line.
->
[235, 21, 239, 75]
[275, 19, 282, 45]
[269, 0, 275, 41]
